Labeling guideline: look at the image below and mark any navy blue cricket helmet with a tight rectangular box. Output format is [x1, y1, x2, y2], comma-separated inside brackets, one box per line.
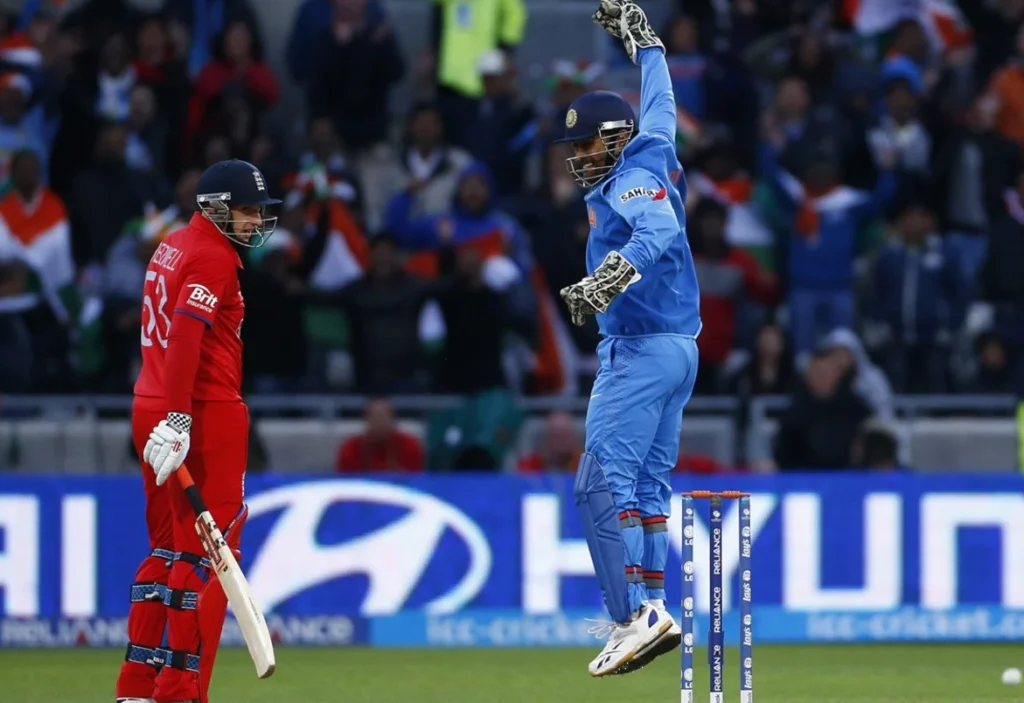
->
[555, 90, 636, 187]
[196, 159, 282, 247]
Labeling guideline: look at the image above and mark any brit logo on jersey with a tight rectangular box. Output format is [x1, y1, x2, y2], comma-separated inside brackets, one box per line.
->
[619, 186, 668, 203]
[186, 283, 219, 314]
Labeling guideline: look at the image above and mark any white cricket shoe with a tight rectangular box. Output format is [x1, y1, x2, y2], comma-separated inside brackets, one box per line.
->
[115, 699, 156, 703]
[587, 604, 675, 677]
[616, 598, 681, 674]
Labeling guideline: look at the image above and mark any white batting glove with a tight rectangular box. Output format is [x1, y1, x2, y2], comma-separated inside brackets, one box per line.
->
[143, 412, 192, 486]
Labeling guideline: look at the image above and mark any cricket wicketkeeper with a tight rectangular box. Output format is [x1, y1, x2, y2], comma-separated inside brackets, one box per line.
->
[557, 1, 702, 677]
[115, 159, 280, 703]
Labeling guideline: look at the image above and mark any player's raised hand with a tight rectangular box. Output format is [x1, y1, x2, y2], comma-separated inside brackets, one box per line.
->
[618, 3, 664, 65]
[143, 412, 192, 486]
[593, 0, 624, 37]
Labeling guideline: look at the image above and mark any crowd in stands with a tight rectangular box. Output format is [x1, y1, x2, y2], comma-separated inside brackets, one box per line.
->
[0, 0, 1020, 469]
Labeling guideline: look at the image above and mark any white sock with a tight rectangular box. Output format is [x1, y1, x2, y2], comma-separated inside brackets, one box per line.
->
[649, 598, 665, 609]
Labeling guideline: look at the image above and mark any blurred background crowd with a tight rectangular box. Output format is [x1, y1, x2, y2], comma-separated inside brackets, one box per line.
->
[0, 0, 1021, 473]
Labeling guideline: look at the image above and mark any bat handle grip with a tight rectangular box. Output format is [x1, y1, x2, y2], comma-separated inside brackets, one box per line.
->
[175, 464, 208, 518]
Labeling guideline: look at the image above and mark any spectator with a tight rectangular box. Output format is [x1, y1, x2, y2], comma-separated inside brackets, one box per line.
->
[281, 123, 370, 295]
[773, 348, 873, 470]
[166, 0, 260, 79]
[868, 193, 965, 393]
[518, 142, 597, 355]
[186, 20, 279, 161]
[124, 83, 167, 175]
[461, 49, 535, 197]
[674, 441, 726, 474]
[385, 161, 543, 392]
[969, 331, 1012, 393]
[761, 118, 897, 356]
[727, 321, 793, 397]
[303, 0, 404, 153]
[517, 409, 582, 472]
[131, 14, 190, 176]
[689, 198, 778, 393]
[822, 328, 896, 419]
[978, 165, 1024, 368]
[93, 31, 134, 123]
[957, 0, 1024, 86]
[688, 140, 773, 254]
[430, 0, 527, 141]
[363, 101, 471, 232]
[333, 234, 434, 394]
[663, 13, 708, 120]
[0, 148, 74, 392]
[932, 95, 1021, 284]
[336, 398, 425, 472]
[851, 418, 904, 470]
[287, 117, 365, 226]
[984, 23, 1024, 151]
[237, 202, 314, 393]
[0, 72, 49, 192]
[867, 76, 932, 176]
[784, 29, 836, 106]
[69, 120, 168, 267]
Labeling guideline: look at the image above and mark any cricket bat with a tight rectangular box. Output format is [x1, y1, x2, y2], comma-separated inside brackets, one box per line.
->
[176, 464, 276, 679]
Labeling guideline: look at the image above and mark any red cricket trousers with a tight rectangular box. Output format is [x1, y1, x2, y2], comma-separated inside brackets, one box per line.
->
[116, 397, 249, 703]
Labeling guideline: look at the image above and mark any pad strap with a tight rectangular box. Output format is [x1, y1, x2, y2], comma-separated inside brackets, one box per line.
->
[643, 570, 665, 589]
[125, 643, 200, 673]
[150, 547, 212, 571]
[130, 582, 198, 610]
[641, 515, 668, 533]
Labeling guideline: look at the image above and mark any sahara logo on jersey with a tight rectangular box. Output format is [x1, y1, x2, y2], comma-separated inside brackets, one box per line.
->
[186, 284, 218, 314]
[619, 186, 667, 203]
[244, 481, 493, 616]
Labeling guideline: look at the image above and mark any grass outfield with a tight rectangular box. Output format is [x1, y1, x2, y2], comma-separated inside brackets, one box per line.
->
[1, 644, 1022, 702]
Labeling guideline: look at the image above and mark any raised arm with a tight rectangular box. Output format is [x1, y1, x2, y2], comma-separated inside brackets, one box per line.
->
[596, 2, 671, 139]
[638, 47, 675, 142]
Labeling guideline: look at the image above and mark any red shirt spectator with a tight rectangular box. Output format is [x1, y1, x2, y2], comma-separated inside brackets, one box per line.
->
[517, 410, 582, 472]
[336, 398, 425, 472]
[187, 21, 279, 156]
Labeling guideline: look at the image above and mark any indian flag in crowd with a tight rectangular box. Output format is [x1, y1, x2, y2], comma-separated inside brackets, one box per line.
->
[0, 185, 75, 320]
[688, 171, 774, 248]
[841, 0, 973, 52]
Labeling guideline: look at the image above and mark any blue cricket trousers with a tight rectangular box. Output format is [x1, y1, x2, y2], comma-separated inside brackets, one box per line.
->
[584, 334, 698, 608]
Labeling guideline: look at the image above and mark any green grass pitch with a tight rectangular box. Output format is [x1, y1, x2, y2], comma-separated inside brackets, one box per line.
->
[1, 644, 1021, 702]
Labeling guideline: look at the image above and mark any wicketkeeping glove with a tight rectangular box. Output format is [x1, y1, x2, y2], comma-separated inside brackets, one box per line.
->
[618, 2, 664, 65]
[143, 412, 192, 487]
[592, 0, 624, 37]
[559, 251, 641, 326]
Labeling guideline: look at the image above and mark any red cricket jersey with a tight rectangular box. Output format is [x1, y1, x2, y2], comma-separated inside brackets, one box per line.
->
[134, 213, 245, 404]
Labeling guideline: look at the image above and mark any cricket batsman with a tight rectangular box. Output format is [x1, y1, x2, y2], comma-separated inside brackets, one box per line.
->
[558, 2, 701, 677]
[115, 159, 279, 703]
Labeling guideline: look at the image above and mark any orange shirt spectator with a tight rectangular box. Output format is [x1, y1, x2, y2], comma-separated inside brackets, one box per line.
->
[335, 398, 425, 472]
[986, 57, 1024, 149]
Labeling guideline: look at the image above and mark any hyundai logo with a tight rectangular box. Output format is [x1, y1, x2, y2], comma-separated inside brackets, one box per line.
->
[244, 481, 493, 615]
